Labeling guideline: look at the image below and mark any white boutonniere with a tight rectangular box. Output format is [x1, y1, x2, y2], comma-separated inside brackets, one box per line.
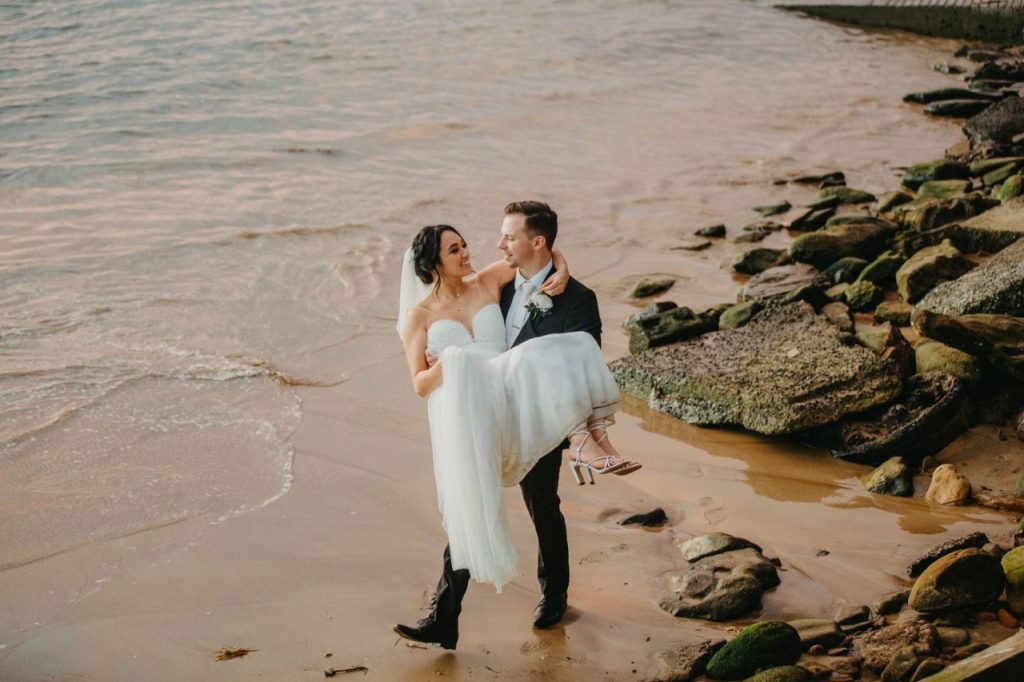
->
[525, 291, 553, 319]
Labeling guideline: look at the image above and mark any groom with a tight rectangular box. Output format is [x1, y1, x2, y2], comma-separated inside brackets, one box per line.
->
[394, 200, 602, 649]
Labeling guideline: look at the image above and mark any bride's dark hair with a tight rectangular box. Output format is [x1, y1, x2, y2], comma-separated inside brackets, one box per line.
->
[412, 224, 462, 285]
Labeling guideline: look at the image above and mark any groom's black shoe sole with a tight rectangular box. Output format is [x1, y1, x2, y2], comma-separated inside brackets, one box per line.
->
[532, 594, 568, 629]
[393, 622, 458, 650]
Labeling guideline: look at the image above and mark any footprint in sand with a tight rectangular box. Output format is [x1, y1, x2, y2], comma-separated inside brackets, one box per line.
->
[704, 507, 727, 525]
[680, 462, 703, 478]
[578, 543, 629, 565]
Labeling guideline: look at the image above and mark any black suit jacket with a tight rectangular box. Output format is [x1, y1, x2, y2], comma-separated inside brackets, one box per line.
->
[500, 270, 602, 349]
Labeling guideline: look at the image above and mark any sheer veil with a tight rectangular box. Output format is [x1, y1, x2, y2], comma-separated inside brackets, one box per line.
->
[396, 247, 434, 337]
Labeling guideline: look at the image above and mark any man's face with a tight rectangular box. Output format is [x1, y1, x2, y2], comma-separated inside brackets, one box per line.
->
[497, 213, 535, 270]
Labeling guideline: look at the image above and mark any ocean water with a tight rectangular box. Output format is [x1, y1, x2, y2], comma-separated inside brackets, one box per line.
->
[0, 0, 965, 567]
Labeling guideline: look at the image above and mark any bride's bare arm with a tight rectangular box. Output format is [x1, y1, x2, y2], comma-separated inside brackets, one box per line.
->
[402, 308, 443, 397]
[473, 247, 570, 298]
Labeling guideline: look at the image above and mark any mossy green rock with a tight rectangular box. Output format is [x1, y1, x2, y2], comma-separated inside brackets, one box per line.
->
[845, 280, 883, 312]
[909, 549, 1004, 613]
[983, 162, 1020, 187]
[630, 278, 675, 298]
[744, 665, 809, 682]
[917, 180, 972, 201]
[816, 185, 876, 205]
[1001, 546, 1024, 617]
[914, 340, 981, 384]
[857, 329, 889, 354]
[895, 239, 972, 303]
[880, 191, 914, 213]
[719, 301, 763, 330]
[706, 621, 801, 680]
[857, 251, 906, 286]
[861, 456, 914, 497]
[790, 222, 892, 269]
[904, 160, 969, 189]
[1000, 173, 1023, 201]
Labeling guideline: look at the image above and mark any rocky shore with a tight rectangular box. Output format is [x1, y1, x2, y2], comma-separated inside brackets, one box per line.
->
[615, 42, 1024, 681]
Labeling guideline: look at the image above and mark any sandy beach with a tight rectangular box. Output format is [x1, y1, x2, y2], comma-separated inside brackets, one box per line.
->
[2, 244, 1017, 681]
[3, 1, 1023, 679]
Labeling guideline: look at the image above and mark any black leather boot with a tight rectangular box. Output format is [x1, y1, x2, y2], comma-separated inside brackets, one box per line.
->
[532, 593, 567, 629]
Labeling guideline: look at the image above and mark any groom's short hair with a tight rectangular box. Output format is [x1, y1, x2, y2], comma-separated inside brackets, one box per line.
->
[505, 200, 557, 250]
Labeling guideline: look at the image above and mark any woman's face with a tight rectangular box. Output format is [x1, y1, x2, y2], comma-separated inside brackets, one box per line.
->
[437, 229, 472, 279]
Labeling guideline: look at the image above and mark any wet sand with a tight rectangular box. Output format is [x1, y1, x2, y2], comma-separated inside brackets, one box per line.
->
[2, 247, 1018, 681]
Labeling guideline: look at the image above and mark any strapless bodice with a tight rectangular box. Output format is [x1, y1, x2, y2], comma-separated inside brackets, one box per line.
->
[426, 304, 506, 356]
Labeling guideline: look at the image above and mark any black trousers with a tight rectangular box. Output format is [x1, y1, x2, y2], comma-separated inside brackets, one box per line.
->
[431, 447, 569, 626]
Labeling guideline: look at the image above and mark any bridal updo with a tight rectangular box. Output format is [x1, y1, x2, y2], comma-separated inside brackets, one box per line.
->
[412, 224, 462, 285]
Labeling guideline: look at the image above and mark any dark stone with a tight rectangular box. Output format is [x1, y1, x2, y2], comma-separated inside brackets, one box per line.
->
[904, 88, 1001, 104]
[824, 257, 869, 284]
[789, 207, 835, 231]
[696, 224, 727, 238]
[925, 99, 993, 118]
[753, 200, 792, 217]
[907, 533, 989, 578]
[673, 237, 712, 251]
[875, 590, 910, 615]
[881, 646, 919, 682]
[733, 228, 770, 244]
[934, 63, 965, 75]
[835, 604, 871, 626]
[880, 191, 915, 213]
[619, 507, 668, 528]
[732, 247, 789, 275]
[802, 372, 972, 467]
[625, 301, 678, 328]
[964, 96, 1024, 146]
[789, 171, 845, 186]
[787, 619, 844, 649]
[822, 301, 853, 333]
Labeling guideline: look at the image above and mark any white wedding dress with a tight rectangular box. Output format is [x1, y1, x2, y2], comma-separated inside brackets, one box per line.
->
[426, 303, 619, 591]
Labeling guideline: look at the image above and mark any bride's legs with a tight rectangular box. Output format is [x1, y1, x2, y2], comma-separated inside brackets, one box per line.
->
[566, 424, 620, 471]
[587, 417, 641, 475]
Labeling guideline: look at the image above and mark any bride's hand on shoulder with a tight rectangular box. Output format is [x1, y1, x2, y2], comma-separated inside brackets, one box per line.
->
[540, 267, 568, 296]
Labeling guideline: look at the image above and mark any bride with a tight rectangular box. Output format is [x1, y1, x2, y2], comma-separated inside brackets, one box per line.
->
[397, 223, 639, 592]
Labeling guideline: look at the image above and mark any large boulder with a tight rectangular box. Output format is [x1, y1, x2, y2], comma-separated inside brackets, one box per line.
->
[944, 197, 1024, 254]
[627, 305, 724, 355]
[610, 303, 902, 435]
[916, 238, 1024, 316]
[802, 373, 970, 466]
[914, 340, 982, 385]
[789, 222, 892, 268]
[733, 247, 789, 275]
[898, 195, 999, 233]
[963, 96, 1024, 146]
[705, 621, 801, 680]
[912, 309, 1024, 381]
[908, 549, 1004, 613]
[907, 532, 989, 578]
[661, 548, 780, 622]
[895, 239, 973, 303]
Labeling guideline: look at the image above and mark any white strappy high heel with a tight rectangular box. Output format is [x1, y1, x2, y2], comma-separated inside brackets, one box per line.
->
[568, 427, 630, 485]
[587, 418, 642, 476]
